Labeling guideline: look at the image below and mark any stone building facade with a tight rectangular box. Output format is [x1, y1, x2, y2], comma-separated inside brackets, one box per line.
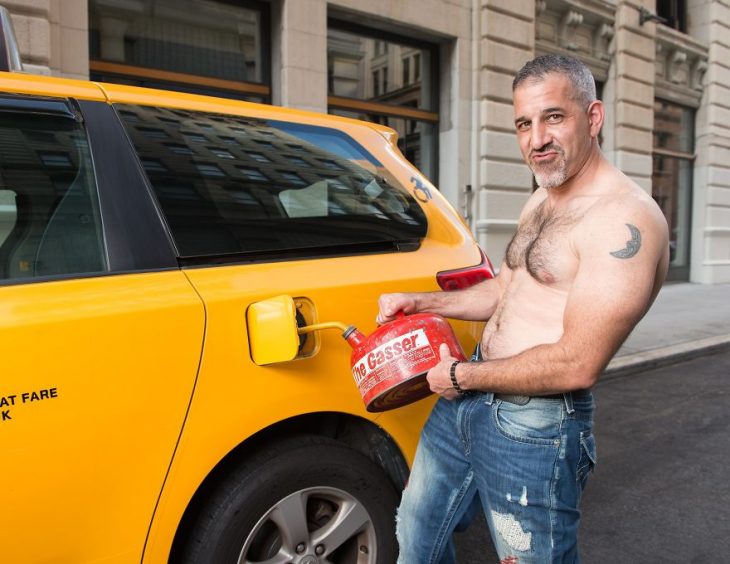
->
[4, 0, 729, 283]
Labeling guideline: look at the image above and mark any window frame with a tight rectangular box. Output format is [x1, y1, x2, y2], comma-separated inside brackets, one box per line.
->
[326, 18, 440, 182]
[326, 18, 439, 122]
[88, 0, 272, 103]
[657, 0, 688, 34]
[651, 98, 694, 281]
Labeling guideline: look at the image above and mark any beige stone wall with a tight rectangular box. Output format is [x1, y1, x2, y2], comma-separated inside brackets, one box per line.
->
[604, 0, 656, 193]
[475, 0, 535, 266]
[690, 0, 730, 283]
[2, 0, 728, 282]
[271, 0, 327, 114]
[49, 0, 88, 79]
[4, 0, 87, 78]
[4, 0, 51, 74]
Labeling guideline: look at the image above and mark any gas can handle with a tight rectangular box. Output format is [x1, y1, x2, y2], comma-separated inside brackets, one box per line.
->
[395, 310, 406, 319]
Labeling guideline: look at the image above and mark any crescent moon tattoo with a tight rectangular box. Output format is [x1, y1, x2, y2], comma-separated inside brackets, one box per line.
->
[610, 223, 642, 259]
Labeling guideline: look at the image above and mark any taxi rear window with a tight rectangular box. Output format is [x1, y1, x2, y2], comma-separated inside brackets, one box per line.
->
[0, 96, 107, 282]
[116, 104, 427, 260]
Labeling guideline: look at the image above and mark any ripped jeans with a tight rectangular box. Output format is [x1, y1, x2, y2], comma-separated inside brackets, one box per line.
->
[396, 388, 596, 563]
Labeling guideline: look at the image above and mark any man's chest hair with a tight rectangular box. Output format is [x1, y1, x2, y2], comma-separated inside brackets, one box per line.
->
[506, 200, 582, 284]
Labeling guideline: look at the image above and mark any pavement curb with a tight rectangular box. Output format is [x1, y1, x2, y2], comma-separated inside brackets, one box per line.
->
[603, 334, 730, 379]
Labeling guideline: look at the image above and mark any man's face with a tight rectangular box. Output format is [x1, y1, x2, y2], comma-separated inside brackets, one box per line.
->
[513, 73, 594, 190]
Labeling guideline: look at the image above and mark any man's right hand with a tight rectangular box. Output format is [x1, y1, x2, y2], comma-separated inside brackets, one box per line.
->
[376, 293, 418, 325]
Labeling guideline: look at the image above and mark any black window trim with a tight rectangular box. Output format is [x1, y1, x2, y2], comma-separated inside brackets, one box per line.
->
[79, 99, 179, 272]
[0, 93, 81, 120]
[177, 238, 422, 268]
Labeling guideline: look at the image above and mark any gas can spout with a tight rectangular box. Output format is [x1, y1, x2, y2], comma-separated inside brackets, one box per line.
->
[342, 326, 366, 349]
[297, 321, 366, 348]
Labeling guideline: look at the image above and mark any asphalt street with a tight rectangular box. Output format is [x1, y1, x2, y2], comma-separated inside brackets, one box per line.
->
[453, 349, 730, 563]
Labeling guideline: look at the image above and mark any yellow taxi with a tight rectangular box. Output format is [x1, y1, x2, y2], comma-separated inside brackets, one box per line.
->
[0, 10, 492, 564]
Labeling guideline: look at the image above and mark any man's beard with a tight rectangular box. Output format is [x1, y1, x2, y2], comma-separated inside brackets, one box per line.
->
[530, 144, 567, 190]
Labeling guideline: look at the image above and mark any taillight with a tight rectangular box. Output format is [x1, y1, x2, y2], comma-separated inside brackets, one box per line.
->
[436, 248, 495, 291]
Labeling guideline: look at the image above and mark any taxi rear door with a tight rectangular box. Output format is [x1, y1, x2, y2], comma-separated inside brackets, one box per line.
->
[0, 92, 204, 563]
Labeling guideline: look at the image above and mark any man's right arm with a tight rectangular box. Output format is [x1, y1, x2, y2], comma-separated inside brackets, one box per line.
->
[376, 263, 510, 324]
[378, 189, 542, 325]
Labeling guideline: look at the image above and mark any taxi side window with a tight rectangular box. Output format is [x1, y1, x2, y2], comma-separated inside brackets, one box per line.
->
[0, 102, 108, 282]
[116, 104, 427, 260]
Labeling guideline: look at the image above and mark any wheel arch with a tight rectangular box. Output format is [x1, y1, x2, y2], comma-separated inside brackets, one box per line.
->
[168, 411, 409, 561]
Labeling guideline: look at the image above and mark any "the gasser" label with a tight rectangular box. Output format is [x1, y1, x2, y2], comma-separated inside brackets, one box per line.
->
[352, 329, 435, 390]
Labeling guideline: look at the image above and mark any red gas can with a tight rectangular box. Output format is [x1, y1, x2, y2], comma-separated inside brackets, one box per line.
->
[343, 312, 466, 412]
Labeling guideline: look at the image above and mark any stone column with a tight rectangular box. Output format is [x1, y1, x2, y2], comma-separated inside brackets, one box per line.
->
[49, 0, 88, 79]
[4, 1, 89, 79]
[3, 0, 51, 75]
[271, 0, 328, 113]
[603, 0, 656, 193]
[690, 0, 730, 283]
[475, 0, 535, 266]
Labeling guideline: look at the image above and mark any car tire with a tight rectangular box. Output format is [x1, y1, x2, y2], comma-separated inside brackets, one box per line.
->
[179, 434, 400, 564]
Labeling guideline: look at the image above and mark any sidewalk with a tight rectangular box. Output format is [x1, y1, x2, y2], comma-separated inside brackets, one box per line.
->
[605, 282, 730, 376]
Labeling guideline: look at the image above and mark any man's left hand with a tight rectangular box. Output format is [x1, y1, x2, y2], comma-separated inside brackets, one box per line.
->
[427, 343, 460, 400]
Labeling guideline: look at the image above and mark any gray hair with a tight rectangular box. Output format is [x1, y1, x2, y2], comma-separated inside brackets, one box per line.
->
[512, 54, 597, 108]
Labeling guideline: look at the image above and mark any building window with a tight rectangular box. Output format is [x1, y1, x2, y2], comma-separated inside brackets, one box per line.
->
[327, 20, 439, 182]
[88, 0, 270, 102]
[652, 99, 694, 281]
[657, 0, 687, 33]
[372, 70, 380, 97]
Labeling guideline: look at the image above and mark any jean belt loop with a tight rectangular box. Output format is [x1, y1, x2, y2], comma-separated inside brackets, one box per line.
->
[484, 392, 495, 405]
[563, 392, 575, 414]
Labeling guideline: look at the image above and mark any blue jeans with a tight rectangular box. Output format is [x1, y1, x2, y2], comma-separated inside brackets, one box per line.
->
[396, 389, 596, 563]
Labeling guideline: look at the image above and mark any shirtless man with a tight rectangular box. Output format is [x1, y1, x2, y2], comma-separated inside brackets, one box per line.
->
[378, 55, 669, 563]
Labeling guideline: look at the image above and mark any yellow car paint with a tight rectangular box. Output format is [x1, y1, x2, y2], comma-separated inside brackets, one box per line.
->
[0, 69, 485, 563]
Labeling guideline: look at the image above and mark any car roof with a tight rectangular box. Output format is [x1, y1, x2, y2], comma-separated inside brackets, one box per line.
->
[0, 70, 398, 140]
